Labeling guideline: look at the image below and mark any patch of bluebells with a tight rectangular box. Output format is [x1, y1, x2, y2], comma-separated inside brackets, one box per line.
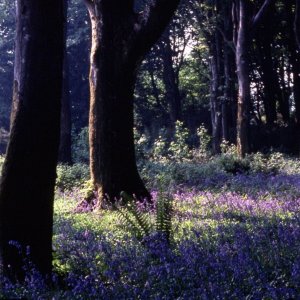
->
[2, 170, 300, 299]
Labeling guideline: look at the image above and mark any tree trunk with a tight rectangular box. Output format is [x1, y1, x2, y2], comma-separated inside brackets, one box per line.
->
[85, 0, 180, 203]
[59, 0, 72, 164]
[0, 0, 63, 280]
[88, 8, 148, 203]
[161, 31, 182, 126]
[295, 0, 300, 50]
[287, 1, 300, 125]
[208, 32, 223, 154]
[257, 36, 277, 125]
[235, 0, 251, 157]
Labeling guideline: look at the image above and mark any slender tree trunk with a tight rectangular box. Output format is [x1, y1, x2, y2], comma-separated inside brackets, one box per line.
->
[278, 55, 291, 121]
[287, 1, 300, 125]
[59, 0, 72, 164]
[84, 0, 180, 203]
[235, 0, 251, 157]
[222, 2, 235, 142]
[257, 38, 277, 124]
[161, 32, 182, 126]
[0, 0, 63, 279]
[208, 32, 223, 154]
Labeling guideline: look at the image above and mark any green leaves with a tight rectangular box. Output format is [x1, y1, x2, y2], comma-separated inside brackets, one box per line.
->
[117, 191, 173, 244]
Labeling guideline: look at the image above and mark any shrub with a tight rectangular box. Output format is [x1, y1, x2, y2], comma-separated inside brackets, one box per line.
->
[134, 128, 149, 160]
[196, 124, 211, 157]
[169, 121, 191, 161]
[152, 134, 169, 161]
[72, 127, 89, 163]
[56, 163, 89, 191]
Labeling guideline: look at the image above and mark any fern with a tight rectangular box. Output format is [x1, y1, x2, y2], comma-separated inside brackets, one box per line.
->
[156, 194, 173, 243]
[117, 191, 173, 244]
[116, 192, 152, 240]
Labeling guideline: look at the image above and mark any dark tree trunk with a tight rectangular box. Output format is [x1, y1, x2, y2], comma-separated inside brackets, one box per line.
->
[295, 0, 300, 50]
[222, 2, 236, 142]
[287, 1, 300, 125]
[59, 0, 72, 164]
[84, 0, 180, 203]
[257, 34, 277, 125]
[0, 0, 63, 280]
[234, 0, 275, 157]
[278, 55, 291, 121]
[161, 31, 182, 126]
[59, 54, 72, 164]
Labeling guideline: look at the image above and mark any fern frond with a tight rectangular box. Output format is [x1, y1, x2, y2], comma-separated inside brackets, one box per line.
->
[117, 192, 152, 239]
[155, 193, 173, 243]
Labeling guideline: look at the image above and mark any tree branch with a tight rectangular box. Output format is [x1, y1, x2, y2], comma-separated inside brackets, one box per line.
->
[82, 0, 94, 12]
[131, 0, 181, 61]
[252, 0, 275, 30]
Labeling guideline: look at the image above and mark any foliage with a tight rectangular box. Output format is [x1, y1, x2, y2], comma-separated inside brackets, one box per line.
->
[72, 127, 89, 163]
[56, 163, 89, 191]
[2, 155, 300, 298]
[134, 128, 149, 160]
[116, 191, 173, 244]
[152, 133, 169, 161]
[196, 124, 211, 158]
[116, 192, 152, 240]
[169, 121, 191, 161]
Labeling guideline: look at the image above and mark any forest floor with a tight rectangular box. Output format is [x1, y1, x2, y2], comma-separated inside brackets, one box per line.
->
[2, 152, 300, 299]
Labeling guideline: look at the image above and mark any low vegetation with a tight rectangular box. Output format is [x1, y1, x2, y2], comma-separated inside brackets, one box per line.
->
[1, 140, 300, 298]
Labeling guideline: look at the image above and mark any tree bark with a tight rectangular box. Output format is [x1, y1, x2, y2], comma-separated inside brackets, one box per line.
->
[287, 0, 300, 125]
[234, 0, 275, 157]
[235, 0, 251, 157]
[256, 20, 278, 125]
[59, 0, 72, 164]
[161, 31, 182, 126]
[85, 0, 180, 203]
[295, 0, 300, 49]
[222, 2, 236, 142]
[0, 0, 63, 279]
[208, 30, 223, 154]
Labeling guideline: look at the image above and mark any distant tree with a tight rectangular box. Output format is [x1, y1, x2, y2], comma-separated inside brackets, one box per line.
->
[0, 0, 63, 280]
[233, 0, 275, 157]
[83, 0, 180, 203]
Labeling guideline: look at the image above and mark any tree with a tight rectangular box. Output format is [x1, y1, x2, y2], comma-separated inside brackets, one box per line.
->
[0, 0, 64, 280]
[233, 0, 275, 157]
[59, 0, 73, 165]
[296, 0, 300, 50]
[83, 0, 180, 203]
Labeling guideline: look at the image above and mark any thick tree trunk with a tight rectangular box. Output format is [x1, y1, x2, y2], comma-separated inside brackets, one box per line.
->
[0, 0, 63, 279]
[85, 0, 180, 203]
[59, 54, 72, 164]
[87, 5, 149, 203]
[236, 0, 251, 157]
[295, 0, 300, 50]
[59, 0, 72, 164]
